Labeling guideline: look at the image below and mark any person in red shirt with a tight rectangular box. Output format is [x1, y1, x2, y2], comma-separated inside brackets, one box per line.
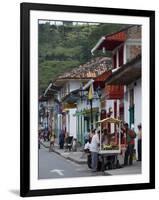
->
[122, 123, 136, 166]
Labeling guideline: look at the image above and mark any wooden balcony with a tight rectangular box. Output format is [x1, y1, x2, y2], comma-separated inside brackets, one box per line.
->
[105, 85, 124, 99]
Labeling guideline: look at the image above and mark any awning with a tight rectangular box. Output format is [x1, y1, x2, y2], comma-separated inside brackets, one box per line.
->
[43, 83, 61, 99]
[91, 30, 127, 54]
[62, 89, 80, 104]
[105, 54, 141, 85]
[63, 103, 77, 111]
[74, 107, 98, 116]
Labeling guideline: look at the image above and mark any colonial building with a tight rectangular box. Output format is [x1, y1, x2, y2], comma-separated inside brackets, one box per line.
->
[42, 57, 112, 144]
[91, 25, 141, 155]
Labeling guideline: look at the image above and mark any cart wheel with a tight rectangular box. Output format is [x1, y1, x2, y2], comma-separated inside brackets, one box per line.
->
[116, 160, 120, 168]
[97, 160, 102, 171]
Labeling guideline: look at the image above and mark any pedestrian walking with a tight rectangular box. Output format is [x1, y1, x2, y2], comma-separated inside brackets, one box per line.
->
[137, 124, 142, 161]
[59, 130, 65, 149]
[122, 123, 136, 166]
[89, 129, 100, 172]
[49, 132, 55, 152]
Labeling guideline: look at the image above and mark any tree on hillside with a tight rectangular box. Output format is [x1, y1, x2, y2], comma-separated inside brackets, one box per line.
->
[38, 21, 126, 94]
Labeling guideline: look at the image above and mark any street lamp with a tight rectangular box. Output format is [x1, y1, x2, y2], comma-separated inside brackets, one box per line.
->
[79, 87, 86, 143]
[88, 98, 93, 130]
[96, 86, 102, 151]
[96, 86, 102, 98]
[96, 86, 102, 126]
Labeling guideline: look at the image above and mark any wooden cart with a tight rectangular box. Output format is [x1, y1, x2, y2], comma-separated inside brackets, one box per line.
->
[97, 117, 122, 171]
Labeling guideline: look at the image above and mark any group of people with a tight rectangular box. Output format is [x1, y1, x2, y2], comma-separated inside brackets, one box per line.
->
[83, 122, 142, 172]
[38, 129, 56, 151]
[59, 131, 77, 151]
[39, 122, 142, 172]
[49, 130, 78, 152]
[39, 128, 78, 152]
[122, 123, 142, 165]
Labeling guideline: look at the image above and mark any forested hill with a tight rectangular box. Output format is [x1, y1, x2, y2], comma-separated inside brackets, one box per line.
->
[39, 22, 126, 94]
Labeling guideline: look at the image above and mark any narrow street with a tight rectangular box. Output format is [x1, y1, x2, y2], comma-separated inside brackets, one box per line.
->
[38, 22, 143, 181]
[38, 146, 108, 179]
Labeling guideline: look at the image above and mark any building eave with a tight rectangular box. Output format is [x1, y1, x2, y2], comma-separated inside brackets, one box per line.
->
[91, 25, 135, 54]
[105, 54, 141, 85]
[61, 89, 81, 104]
[91, 36, 105, 55]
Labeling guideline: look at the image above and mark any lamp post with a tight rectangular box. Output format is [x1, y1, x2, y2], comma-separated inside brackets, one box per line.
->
[87, 84, 94, 130]
[96, 86, 102, 151]
[79, 87, 85, 144]
[90, 99, 93, 130]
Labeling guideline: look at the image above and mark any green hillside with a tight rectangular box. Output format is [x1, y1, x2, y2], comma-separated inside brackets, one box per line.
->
[38, 21, 126, 94]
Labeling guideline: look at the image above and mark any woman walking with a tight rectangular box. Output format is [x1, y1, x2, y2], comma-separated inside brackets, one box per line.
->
[49, 132, 55, 152]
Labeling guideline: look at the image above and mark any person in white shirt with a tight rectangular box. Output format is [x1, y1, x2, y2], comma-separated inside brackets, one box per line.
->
[90, 129, 100, 172]
[80, 139, 90, 158]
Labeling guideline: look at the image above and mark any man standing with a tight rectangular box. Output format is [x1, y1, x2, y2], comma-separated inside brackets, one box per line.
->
[123, 123, 136, 166]
[90, 129, 100, 172]
[137, 124, 142, 161]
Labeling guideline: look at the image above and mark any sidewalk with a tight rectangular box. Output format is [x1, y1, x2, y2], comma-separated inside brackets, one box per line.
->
[40, 141, 141, 175]
[103, 152, 142, 175]
[105, 161, 141, 175]
[41, 141, 87, 164]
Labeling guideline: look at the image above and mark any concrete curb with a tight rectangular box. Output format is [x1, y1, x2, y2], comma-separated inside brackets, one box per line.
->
[54, 149, 87, 164]
[41, 142, 87, 164]
[67, 157, 87, 164]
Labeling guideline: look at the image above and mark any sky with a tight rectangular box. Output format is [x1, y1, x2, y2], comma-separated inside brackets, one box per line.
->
[39, 19, 99, 25]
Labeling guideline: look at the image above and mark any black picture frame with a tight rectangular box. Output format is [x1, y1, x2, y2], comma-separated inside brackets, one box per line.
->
[20, 2, 155, 197]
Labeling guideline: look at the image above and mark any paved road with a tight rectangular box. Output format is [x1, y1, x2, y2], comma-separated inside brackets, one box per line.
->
[38, 146, 108, 179]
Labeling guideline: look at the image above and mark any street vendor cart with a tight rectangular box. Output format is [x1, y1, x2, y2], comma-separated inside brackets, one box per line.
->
[97, 117, 122, 171]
